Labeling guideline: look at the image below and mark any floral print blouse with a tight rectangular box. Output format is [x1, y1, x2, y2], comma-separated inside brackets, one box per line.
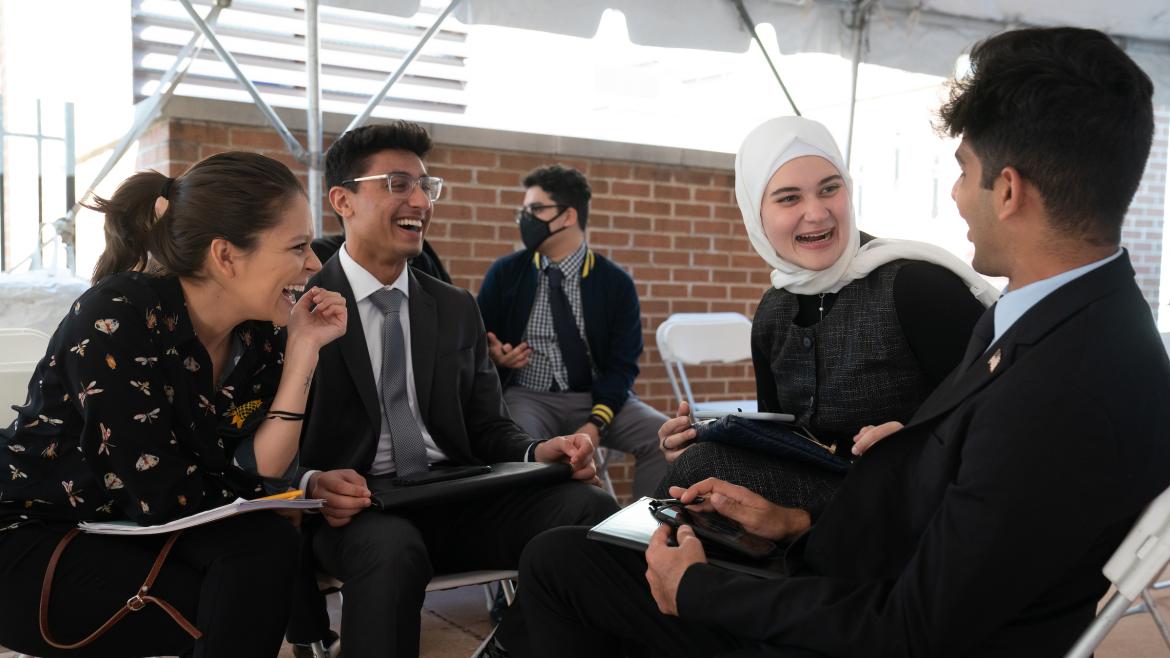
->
[0, 272, 290, 529]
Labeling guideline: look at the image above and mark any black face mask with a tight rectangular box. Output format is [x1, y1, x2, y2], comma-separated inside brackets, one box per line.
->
[518, 209, 569, 252]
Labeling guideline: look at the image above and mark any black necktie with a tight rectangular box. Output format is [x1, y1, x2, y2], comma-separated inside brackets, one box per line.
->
[959, 304, 997, 372]
[546, 267, 592, 391]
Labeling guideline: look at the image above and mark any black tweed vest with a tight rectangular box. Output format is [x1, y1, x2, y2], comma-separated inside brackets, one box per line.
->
[753, 260, 934, 448]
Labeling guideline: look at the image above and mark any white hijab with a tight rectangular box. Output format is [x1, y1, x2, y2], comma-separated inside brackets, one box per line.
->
[735, 116, 997, 306]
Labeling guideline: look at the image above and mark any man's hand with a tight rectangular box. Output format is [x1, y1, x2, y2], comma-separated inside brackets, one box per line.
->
[668, 478, 810, 542]
[534, 434, 599, 484]
[852, 421, 904, 455]
[309, 469, 372, 528]
[572, 421, 601, 449]
[486, 332, 532, 369]
[645, 523, 706, 616]
[658, 401, 698, 463]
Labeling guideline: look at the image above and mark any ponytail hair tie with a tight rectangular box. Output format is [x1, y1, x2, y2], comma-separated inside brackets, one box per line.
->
[160, 177, 174, 199]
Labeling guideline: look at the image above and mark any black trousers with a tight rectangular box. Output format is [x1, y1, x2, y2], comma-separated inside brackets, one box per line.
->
[290, 481, 617, 658]
[0, 512, 299, 658]
[498, 525, 796, 658]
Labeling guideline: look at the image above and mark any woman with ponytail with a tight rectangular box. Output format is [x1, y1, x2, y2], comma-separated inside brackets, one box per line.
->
[655, 116, 993, 519]
[0, 152, 347, 657]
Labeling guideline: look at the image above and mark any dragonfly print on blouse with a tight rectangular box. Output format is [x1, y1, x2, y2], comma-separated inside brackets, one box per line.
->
[0, 272, 290, 529]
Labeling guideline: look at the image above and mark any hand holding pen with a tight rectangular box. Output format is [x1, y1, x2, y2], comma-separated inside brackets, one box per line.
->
[657, 401, 700, 463]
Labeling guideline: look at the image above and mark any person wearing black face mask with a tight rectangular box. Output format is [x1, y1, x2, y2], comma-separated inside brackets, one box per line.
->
[477, 165, 668, 499]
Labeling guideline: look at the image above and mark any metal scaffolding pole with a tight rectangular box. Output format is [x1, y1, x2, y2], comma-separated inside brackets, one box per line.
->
[344, 0, 466, 134]
[176, 0, 306, 161]
[845, 0, 874, 168]
[307, 0, 323, 236]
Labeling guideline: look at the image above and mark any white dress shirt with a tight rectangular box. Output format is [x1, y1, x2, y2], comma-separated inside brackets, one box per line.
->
[339, 245, 448, 474]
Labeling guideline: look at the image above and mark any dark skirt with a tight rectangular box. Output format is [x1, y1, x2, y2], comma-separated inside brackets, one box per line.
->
[654, 441, 844, 513]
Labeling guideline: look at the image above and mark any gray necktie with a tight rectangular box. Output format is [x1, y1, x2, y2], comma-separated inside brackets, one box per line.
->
[368, 288, 428, 476]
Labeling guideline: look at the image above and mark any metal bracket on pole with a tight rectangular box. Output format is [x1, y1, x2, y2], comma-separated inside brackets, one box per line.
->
[731, 0, 800, 117]
[344, 0, 466, 134]
[844, 0, 875, 168]
[176, 0, 306, 161]
[64, 1, 226, 228]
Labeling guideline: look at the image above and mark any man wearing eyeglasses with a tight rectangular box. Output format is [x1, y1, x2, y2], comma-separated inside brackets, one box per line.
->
[287, 123, 618, 658]
[477, 165, 668, 499]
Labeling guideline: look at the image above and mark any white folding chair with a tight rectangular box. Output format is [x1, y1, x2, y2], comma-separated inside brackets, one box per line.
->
[1065, 485, 1170, 657]
[0, 328, 51, 424]
[311, 569, 519, 657]
[655, 313, 757, 415]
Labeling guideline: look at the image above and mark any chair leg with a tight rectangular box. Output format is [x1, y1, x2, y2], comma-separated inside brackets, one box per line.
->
[1066, 593, 1133, 658]
[482, 583, 496, 612]
[502, 578, 517, 606]
[1141, 588, 1170, 649]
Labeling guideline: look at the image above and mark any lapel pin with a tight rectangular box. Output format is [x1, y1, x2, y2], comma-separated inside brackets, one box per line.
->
[988, 348, 1002, 373]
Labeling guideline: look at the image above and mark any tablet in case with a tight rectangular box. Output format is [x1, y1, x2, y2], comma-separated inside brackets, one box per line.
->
[368, 462, 572, 511]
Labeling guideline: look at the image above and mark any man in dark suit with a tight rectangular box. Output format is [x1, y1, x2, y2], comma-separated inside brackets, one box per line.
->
[293, 121, 618, 658]
[486, 27, 1170, 658]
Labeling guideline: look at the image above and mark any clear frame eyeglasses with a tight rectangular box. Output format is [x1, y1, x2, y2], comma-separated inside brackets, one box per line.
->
[343, 173, 444, 202]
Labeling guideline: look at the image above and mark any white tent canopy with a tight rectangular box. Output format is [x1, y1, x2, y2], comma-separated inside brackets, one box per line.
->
[69, 0, 1170, 244]
[330, 0, 1170, 95]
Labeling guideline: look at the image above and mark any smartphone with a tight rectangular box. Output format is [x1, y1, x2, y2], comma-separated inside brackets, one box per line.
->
[692, 410, 796, 422]
[650, 501, 776, 560]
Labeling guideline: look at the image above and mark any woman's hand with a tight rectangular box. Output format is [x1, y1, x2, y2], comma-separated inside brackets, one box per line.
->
[852, 421, 904, 456]
[287, 287, 347, 352]
[659, 401, 698, 463]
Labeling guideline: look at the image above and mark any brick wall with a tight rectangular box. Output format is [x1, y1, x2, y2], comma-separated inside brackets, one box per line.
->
[1121, 107, 1170, 315]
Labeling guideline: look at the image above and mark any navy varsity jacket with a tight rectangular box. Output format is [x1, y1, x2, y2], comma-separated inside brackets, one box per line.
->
[476, 248, 643, 427]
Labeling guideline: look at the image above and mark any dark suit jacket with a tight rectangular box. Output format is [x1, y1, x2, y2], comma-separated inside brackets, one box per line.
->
[300, 255, 536, 473]
[677, 252, 1170, 657]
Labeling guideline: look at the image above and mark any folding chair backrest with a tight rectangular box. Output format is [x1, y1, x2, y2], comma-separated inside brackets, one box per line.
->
[0, 328, 50, 423]
[1065, 485, 1170, 658]
[655, 313, 753, 412]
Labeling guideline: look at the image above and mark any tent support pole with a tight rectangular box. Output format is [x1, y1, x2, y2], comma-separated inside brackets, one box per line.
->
[731, 0, 800, 116]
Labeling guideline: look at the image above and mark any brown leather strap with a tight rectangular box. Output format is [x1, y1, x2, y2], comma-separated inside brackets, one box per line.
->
[39, 528, 203, 649]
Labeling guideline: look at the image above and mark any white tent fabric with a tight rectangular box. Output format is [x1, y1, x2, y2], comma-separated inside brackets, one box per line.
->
[446, 0, 1170, 100]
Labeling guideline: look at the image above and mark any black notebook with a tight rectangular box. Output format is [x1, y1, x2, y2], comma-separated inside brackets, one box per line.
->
[368, 462, 571, 511]
[586, 497, 785, 579]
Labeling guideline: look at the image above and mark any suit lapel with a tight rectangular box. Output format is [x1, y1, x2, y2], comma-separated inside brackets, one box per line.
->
[318, 257, 381, 432]
[409, 271, 437, 421]
[903, 251, 1135, 432]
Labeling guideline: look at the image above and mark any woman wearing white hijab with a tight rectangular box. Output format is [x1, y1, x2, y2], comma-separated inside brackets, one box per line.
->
[656, 116, 993, 515]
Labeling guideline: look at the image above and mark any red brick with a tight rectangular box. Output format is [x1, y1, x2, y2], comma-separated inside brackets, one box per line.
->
[426, 146, 452, 164]
[476, 169, 521, 186]
[695, 189, 732, 203]
[676, 171, 714, 186]
[653, 184, 691, 200]
[474, 242, 513, 259]
[633, 234, 672, 249]
[650, 283, 688, 298]
[675, 203, 712, 218]
[673, 269, 711, 283]
[590, 230, 630, 246]
[634, 200, 671, 215]
[593, 163, 632, 179]
[694, 253, 730, 268]
[732, 285, 765, 298]
[672, 300, 710, 313]
[435, 203, 472, 220]
[229, 128, 289, 150]
[429, 165, 473, 184]
[715, 205, 743, 220]
[499, 154, 548, 172]
[445, 221, 496, 240]
[171, 121, 230, 145]
[609, 249, 651, 264]
[652, 251, 689, 266]
[590, 179, 609, 194]
[477, 206, 516, 223]
[613, 182, 651, 197]
[500, 190, 525, 206]
[674, 236, 711, 251]
[450, 186, 497, 204]
[632, 165, 673, 182]
[693, 220, 734, 235]
[713, 269, 748, 283]
[630, 266, 671, 281]
[450, 149, 498, 167]
[448, 258, 494, 276]
[614, 215, 652, 231]
[653, 218, 692, 233]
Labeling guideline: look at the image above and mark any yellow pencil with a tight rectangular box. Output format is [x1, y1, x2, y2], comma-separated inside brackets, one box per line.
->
[257, 489, 303, 501]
